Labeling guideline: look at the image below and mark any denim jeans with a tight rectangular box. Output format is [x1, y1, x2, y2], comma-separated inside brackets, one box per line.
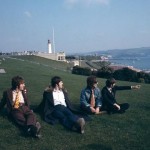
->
[52, 105, 79, 129]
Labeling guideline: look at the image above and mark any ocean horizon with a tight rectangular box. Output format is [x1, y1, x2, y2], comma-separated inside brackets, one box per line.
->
[110, 56, 150, 71]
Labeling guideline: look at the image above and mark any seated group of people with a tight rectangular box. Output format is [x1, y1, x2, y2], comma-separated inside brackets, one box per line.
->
[0, 75, 140, 138]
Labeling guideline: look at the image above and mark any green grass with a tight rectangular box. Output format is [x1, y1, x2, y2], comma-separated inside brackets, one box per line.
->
[0, 56, 150, 150]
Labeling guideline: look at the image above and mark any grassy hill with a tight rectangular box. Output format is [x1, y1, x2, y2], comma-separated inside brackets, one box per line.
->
[0, 55, 149, 150]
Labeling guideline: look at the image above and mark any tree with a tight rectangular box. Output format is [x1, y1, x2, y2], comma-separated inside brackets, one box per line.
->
[113, 67, 138, 82]
[97, 67, 114, 79]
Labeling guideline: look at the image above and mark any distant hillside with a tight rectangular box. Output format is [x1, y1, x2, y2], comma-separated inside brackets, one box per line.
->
[83, 47, 150, 58]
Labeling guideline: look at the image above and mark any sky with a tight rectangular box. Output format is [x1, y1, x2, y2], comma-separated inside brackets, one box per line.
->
[0, 0, 150, 54]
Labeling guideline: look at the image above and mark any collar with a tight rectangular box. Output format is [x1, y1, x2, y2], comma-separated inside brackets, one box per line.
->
[107, 87, 112, 92]
[53, 88, 62, 92]
[13, 90, 21, 93]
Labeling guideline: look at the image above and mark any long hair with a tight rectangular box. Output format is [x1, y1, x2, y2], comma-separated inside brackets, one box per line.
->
[11, 76, 24, 90]
[86, 75, 97, 88]
[51, 76, 62, 88]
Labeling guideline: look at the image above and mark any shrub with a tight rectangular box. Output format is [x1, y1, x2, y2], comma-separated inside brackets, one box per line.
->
[97, 67, 114, 79]
[113, 67, 138, 82]
[72, 66, 92, 76]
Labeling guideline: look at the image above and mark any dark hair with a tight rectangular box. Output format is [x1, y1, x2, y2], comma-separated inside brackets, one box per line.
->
[87, 75, 98, 88]
[11, 76, 24, 90]
[106, 78, 116, 87]
[51, 76, 62, 88]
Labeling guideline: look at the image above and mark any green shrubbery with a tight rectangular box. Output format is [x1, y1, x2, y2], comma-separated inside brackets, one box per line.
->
[72, 66, 92, 76]
[72, 66, 150, 83]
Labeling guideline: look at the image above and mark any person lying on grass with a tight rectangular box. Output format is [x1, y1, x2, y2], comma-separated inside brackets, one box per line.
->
[0, 76, 41, 138]
[36, 76, 90, 134]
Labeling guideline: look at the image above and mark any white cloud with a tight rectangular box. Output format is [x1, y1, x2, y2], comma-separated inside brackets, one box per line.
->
[65, 0, 110, 7]
[24, 11, 32, 18]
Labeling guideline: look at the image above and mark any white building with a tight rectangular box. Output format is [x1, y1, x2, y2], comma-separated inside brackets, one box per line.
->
[36, 52, 66, 61]
[69, 60, 80, 66]
[35, 40, 66, 61]
[48, 40, 52, 53]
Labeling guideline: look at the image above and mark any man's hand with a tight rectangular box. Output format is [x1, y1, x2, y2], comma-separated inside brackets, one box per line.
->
[114, 103, 120, 110]
[131, 85, 141, 89]
[90, 107, 96, 113]
[95, 107, 100, 114]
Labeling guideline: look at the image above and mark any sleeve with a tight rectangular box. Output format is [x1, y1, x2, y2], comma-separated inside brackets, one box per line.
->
[114, 86, 131, 91]
[63, 90, 73, 109]
[43, 92, 57, 125]
[102, 88, 116, 106]
[80, 89, 90, 107]
[43, 92, 54, 112]
[0, 91, 7, 111]
[95, 88, 102, 107]
[22, 90, 30, 107]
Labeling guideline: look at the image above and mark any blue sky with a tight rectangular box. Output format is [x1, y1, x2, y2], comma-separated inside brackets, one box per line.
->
[0, 0, 150, 54]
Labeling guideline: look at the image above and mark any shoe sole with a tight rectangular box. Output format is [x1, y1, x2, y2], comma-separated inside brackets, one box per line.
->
[77, 118, 85, 134]
[35, 122, 41, 138]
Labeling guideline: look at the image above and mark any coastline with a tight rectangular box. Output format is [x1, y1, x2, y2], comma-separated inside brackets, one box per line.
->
[109, 57, 150, 73]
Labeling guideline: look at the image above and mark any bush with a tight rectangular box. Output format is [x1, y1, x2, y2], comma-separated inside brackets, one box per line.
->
[97, 67, 114, 79]
[72, 65, 150, 84]
[113, 67, 138, 82]
[72, 66, 92, 76]
[138, 78, 145, 83]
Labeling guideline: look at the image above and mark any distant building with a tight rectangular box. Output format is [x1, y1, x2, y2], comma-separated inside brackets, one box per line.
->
[35, 39, 66, 61]
[48, 40, 52, 53]
[69, 60, 79, 66]
[1, 39, 66, 61]
[36, 51, 66, 61]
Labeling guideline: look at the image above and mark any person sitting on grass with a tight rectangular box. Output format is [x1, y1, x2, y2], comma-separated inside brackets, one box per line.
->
[37, 76, 87, 134]
[0, 76, 41, 138]
[101, 77, 141, 114]
[80, 75, 105, 115]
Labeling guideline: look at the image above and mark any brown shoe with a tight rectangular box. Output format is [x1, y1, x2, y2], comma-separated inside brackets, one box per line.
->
[35, 122, 42, 138]
[76, 118, 85, 134]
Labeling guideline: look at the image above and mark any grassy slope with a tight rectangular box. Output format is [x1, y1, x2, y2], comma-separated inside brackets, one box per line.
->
[0, 56, 149, 150]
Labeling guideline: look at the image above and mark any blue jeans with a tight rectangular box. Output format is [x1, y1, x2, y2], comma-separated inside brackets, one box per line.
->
[52, 105, 79, 129]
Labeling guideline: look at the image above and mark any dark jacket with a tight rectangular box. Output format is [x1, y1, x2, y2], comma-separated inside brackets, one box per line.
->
[0, 89, 29, 114]
[101, 86, 131, 108]
[36, 87, 91, 124]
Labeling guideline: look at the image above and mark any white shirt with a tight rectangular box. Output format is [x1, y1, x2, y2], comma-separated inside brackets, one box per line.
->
[107, 87, 112, 93]
[12, 90, 25, 104]
[52, 89, 67, 107]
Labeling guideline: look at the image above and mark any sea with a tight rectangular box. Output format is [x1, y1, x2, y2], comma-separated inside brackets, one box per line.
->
[110, 56, 150, 71]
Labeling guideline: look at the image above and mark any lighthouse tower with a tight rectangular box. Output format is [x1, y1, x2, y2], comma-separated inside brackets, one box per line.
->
[48, 40, 52, 53]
